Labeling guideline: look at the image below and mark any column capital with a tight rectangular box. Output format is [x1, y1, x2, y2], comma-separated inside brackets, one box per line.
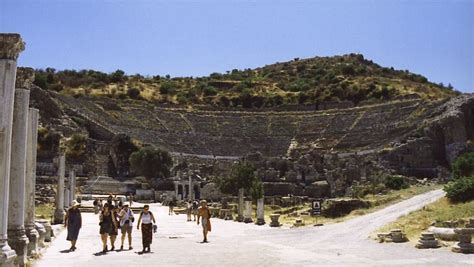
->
[15, 67, 35, 89]
[0, 34, 25, 60]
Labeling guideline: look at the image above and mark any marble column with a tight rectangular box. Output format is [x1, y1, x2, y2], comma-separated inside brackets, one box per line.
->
[0, 33, 24, 267]
[8, 87, 31, 266]
[236, 188, 244, 222]
[69, 170, 76, 204]
[64, 189, 70, 209]
[256, 198, 265, 225]
[188, 175, 193, 200]
[25, 105, 39, 257]
[53, 154, 66, 224]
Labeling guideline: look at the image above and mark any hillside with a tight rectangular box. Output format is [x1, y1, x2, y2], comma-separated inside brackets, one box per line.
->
[33, 54, 458, 109]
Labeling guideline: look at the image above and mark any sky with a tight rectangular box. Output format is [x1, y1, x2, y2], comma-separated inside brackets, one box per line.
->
[1, 0, 473, 92]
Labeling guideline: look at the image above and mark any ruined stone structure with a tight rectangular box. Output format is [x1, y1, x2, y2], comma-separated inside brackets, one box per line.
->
[31, 85, 474, 198]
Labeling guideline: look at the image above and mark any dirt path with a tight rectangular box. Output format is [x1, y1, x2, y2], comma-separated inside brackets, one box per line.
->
[35, 190, 474, 266]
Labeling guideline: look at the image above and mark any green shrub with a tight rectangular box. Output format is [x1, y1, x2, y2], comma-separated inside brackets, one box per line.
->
[159, 82, 177, 95]
[65, 133, 87, 160]
[444, 176, 474, 202]
[384, 175, 409, 190]
[452, 152, 474, 179]
[127, 88, 141, 99]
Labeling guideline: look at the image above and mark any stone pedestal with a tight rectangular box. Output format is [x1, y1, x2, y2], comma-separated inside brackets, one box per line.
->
[293, 218, 305, 227]
[387, 229, 408, 243]
[8, 88, 31, 266]
[236, 188, 244, 222]
[452, 228, 474, 254]
[256, 198, 265, 225]
[25, 105, 39, 257]
[415, 232, 440, 249]
[243, 201, 253, 223]
[36, 220, 52, 243]
[54, 155, 66, 224]
[34, 222, 46, 248]
[0, 33, 24, 267]
[269, 214, 282, 227]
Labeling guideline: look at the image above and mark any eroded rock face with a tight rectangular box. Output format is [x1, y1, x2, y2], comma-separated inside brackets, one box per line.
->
[383, 94, 474, 177]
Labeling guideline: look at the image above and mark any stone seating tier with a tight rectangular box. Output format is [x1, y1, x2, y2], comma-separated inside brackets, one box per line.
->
[54, 95, 430, 157]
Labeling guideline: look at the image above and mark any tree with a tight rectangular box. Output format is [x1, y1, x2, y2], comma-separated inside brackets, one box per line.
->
[217, 162, 261, 197]
[129, 146, 173, 180]
[110, 69, 126, 83]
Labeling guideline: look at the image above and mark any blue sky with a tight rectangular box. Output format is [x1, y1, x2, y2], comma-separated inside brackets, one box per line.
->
[1, 0, 473, 92]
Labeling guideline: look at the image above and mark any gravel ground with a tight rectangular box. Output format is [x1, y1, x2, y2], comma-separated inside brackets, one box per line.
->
[34, 189, 474, 267]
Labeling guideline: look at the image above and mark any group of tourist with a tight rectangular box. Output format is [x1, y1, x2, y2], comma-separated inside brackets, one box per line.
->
[65, 194, 212, 254]
[185, 199, 200, 222]
[96, 194, 155, 253]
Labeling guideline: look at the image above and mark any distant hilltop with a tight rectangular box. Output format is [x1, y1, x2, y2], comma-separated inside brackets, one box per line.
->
[32, 53, 458, 109]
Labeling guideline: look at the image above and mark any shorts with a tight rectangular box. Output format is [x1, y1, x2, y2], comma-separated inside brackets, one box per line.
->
[121, 224, 132, 234]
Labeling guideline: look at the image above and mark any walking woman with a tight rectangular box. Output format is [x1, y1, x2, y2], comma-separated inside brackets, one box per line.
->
[109, 205, 120, 251]
[197, 200, 212, 243]
[99, 203, 117, 253]
[137, 205, 156, 253]
[65, 200, 82, 251]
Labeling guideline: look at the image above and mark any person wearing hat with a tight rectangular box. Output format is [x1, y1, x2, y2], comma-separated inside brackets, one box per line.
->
[118, 203, 134, 250]
[65, 200, 82, 251]
[197, 200, 212, 243]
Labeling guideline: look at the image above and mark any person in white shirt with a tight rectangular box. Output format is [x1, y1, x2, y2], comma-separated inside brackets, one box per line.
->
[118, 203, 134, 250]
[137, 205, 156, 253]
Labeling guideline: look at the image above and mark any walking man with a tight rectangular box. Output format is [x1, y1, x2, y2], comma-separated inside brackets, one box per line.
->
[197, 200, 211, 243]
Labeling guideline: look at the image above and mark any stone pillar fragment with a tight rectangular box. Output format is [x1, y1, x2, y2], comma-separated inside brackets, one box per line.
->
[256, 198, 265, 225]
[8, 87, 30, 267]
[0, 33, 24, 267]
[236, 188, 244, 222]
[54, 154, 66, 224]
[243, 200, 253, 223]
[25, 106, 39, 257]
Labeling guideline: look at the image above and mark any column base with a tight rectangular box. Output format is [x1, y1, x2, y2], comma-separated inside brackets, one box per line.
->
[452, 243, 474, 254]
[53, 209, 65, 224]
[244, 217, 253, 223]
[34, 222, 47, 248]
[25, 224, 39, 257]
[7, 227, 29, 267]
[0, 242, 17, 267]
[235, 215, 244, 222]
[256, 218, 266, 225]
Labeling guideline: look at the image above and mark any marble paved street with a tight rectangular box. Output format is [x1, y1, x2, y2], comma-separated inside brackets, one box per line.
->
[35, 190, 474, 266]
